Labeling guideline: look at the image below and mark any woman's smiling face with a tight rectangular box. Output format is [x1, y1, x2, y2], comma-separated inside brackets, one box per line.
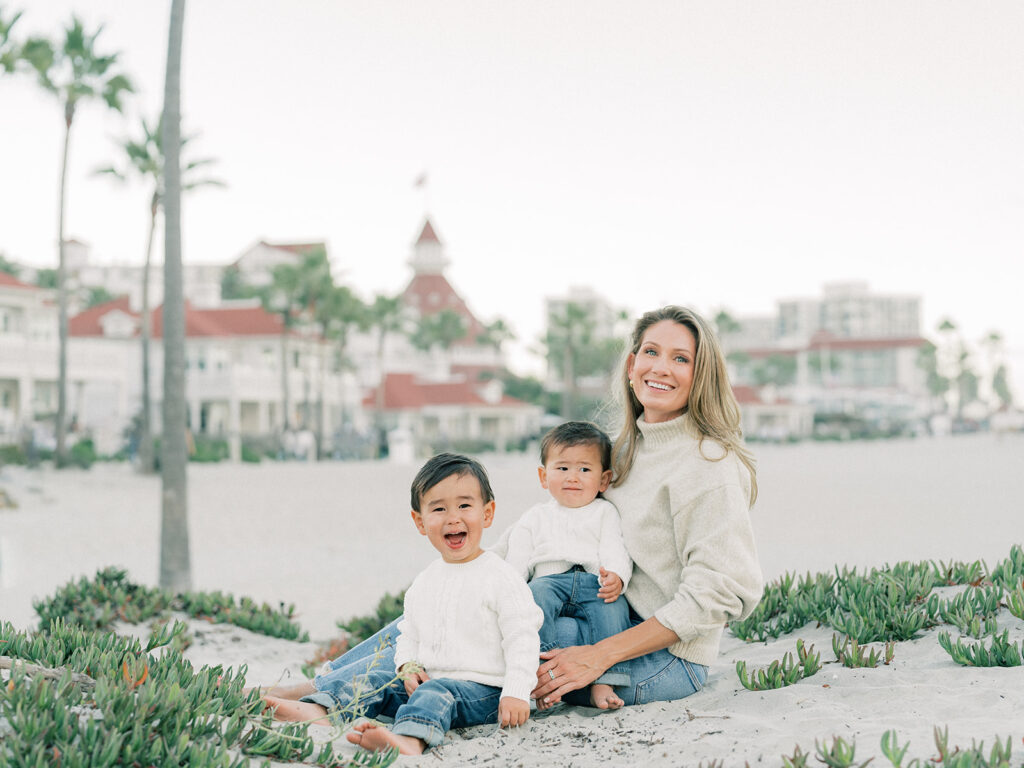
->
[627, 319, 697, 423]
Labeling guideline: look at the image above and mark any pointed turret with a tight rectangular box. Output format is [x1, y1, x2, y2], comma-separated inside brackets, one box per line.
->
[408, 217, 449, 275]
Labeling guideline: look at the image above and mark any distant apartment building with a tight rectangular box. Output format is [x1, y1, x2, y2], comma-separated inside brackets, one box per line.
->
[722, 282, 929, 432]
[778, 281, 920, 342]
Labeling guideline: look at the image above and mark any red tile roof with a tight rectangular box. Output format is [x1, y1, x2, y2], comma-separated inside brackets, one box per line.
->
[364, 372, 529, 410]
[69, 296, 136, 336]
[151, 303, 285, 337]
[807, 333, 927, 351]
[732, 385, 792, 405]
[415, 219, 440, 245]
[71, 299, 285, 338]
[259, 240, 326, 255]
[0, 271, 38, 291]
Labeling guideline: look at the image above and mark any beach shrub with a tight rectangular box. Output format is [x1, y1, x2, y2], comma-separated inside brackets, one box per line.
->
[192, 436, 229, 462]
[337, 588, 406, 644]
[937, 630, 1024, 667]
[0, 619, 399, 768]
[0, 443, 27, 465]
[68, 437, 97, 468]
[814, 735, 870, 768]
[735, 638, 821, 690]
[729, 571, 836, 642]
[989, 544, 1024, 592]
[34, 566, 309, 642]
[832, 633, 895, 668]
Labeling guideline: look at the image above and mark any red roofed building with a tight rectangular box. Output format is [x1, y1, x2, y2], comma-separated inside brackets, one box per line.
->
[61, 297, 355, 457]
[364, 372, 542, 454]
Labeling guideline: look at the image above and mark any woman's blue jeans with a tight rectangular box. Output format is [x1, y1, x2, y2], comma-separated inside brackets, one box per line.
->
[307, 606, 708, 714]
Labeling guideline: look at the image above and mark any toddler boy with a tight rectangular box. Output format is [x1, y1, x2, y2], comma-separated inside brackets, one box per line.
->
[494, 421, 632, 710]
[264, 452, 542, 755]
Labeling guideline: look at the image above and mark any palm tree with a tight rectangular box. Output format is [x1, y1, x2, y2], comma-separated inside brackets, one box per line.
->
[368, 294, 406, 457]
[21, 17, 133, 467]
[96, 116, 222, 474]
[477, 317, 515, 354]
[0, 6, 21, 73]
[411, 308, 467, 352]
[316, 283, 366, 455]
[545, 302, 593, 419]
[159, 0, 190, 592]
[264, 249, 330, 439]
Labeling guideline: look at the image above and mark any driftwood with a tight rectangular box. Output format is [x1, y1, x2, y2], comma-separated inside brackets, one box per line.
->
[0, 656, 96, 689]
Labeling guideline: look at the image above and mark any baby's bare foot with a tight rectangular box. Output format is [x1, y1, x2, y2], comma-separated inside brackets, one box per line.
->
[262, 696, 332, 725]
[590, 684, 624, 710]
[346, 721, 425, 755]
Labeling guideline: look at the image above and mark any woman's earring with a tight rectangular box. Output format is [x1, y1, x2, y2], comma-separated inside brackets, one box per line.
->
[628, 379, 635, 390]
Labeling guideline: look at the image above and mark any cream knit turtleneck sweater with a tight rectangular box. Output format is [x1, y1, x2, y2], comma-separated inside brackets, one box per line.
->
[604, 413, 763, 667]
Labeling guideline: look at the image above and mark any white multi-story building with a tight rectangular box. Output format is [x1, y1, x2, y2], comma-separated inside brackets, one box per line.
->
[723, 282, 929, 430]
[777, 281, 920, 343]
[0, 272, 59, 442]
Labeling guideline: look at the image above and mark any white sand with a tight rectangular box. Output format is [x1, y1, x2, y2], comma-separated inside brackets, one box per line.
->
[2, 433, 1023, 765]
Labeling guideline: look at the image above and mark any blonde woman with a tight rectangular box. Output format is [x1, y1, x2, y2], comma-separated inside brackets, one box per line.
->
[531, 305, 763, 707]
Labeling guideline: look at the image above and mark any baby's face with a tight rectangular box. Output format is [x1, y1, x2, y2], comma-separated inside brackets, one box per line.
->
[538, 443, 611, 509]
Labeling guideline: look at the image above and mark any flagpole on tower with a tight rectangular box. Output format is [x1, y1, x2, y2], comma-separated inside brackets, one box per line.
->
[414, 171, 430, 216]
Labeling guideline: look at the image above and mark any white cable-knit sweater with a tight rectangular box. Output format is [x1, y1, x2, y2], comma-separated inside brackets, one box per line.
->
[603, 414, 764, 667]
[394, 551, 543, 702]
[492, 498, 633, 589]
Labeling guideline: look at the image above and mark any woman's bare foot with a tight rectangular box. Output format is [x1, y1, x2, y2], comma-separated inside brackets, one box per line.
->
[590, 683, 624, 710]
[346, 721, 425, 755]
[262, 695, 332, 725]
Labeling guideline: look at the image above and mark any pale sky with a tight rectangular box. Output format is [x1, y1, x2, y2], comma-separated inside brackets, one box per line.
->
[2, 1, 1022, 393]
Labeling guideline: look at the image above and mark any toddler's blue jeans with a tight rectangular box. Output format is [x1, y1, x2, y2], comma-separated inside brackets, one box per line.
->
[302, 662, 500, 748]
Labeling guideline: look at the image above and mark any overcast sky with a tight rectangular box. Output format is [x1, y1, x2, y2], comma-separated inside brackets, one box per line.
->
[2, 1, 1022, 392]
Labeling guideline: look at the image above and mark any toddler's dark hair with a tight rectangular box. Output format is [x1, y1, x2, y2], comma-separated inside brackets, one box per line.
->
[410, 452, 494, 511]
[540, 421, 612, 472]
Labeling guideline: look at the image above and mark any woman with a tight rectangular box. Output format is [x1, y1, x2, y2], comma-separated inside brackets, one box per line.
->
[531, 305, 762, 707]
[265, 305, 762, 713]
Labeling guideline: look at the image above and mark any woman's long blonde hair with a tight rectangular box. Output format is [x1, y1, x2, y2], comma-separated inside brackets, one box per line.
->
[610, 305, 758, 506]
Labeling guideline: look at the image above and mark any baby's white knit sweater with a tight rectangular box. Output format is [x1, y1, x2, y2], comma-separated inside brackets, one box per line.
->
[394, 551, 543, 702]
[494, 498, 633, 589]
[604, 414, 763, 667]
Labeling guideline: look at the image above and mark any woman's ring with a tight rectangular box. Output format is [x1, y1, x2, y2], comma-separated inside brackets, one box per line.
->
[548, 670, 556, 681]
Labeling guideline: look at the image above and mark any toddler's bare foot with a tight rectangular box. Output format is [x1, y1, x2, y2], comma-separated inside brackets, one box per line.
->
[346, 721, 425, 755]
[262, 695, 331, 725]
[590, 684, 624, 710]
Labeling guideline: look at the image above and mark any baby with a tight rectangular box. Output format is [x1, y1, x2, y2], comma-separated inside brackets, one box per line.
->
[495, 421, 632, 710]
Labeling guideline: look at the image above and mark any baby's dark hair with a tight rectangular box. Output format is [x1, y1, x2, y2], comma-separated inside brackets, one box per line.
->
[410, 452, 495, 511]
[540, 421, 612, 472]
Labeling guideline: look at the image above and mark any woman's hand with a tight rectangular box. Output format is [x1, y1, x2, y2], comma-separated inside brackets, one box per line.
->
[531, 645, 609, 705]
[498, 697, 530, 727]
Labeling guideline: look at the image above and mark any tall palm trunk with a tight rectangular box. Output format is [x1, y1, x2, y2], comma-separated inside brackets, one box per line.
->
[55, 107, 72, 467]
[138, 194, 157, 474]
[280, 322, 290, 433]
[159, 0, 191, 592]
